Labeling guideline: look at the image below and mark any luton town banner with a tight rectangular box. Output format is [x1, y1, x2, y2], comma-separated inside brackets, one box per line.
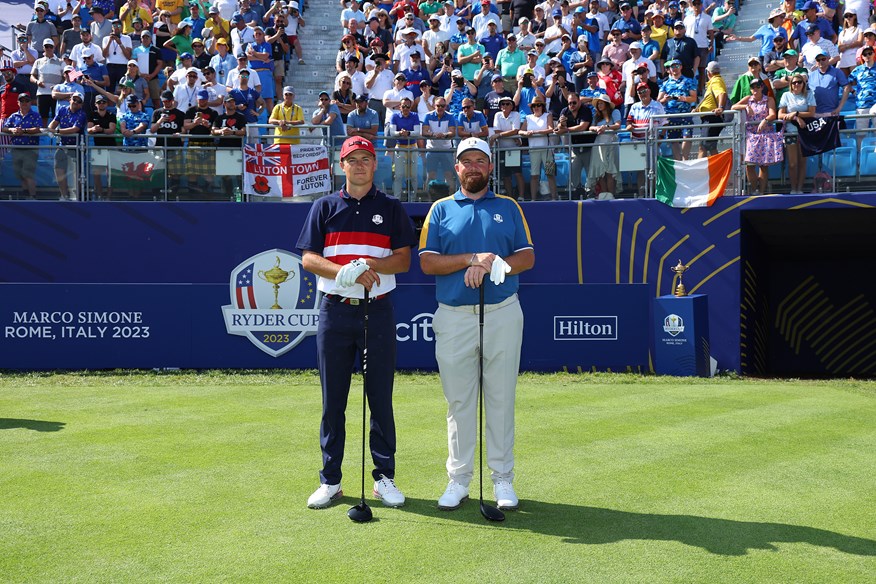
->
[243, 144, 332, 198]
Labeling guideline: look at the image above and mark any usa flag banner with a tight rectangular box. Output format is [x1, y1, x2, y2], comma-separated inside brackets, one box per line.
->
[243, 144, 332, 198]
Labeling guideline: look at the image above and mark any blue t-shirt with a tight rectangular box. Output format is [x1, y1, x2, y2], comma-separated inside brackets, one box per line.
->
[209, 53, 238, 86]
[580, 86, 608, 119]
[82, 63, 109, 93]
[792, 18, 835, 44]
[390, 111, 421, 145]
[809, 67, 848, 114]
[347, 107, 380, 131]
[849, 64, 876, 110]
[52, 106, 87, 145]
[248, 41, 273, 71]
[4, 110, 42, 145]
[419, 190, 534, 306]
[753, 25, 787, 57]
[317, 103, 346, 146]
[456, 111, 488, 135]
[480, 33, 507, 60]
[181, 16, 206, 40]
[660, 75, 697, 114]
[611, 16, 642, 37]
[401, 66, 430, 98]
[641, 39, 660, 61]
[229, 87, 262, 123]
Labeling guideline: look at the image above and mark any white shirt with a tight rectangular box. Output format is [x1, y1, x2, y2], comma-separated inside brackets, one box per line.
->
[472, 12, 502, 39]
[231, 26, 256, 57]
[493, 110, 521, 148]
[102, 34, 133, 66]
[801, 38, 839, 70]
[525, 112, 550, 147]
[543, 24, 569, 56]
[341, 8, 365, 26]
[393, 43, 426, 73]
[170, 67, 206, 87]
[225, 66, 262, 89]
[70, 42, 105, 69]
[424, 110, 454, 148]
[439, 13, 460, 33]
[215, 0, 238, 21]
[382, 87, 413, 117]
[173, 83, 202, 112]
[422, 28, 450, 57]
[683, 12, 714, 49]
[622, 57, 656, 104]
[335, 70, 367, 95]
[366, 68, 394, 98]
[207, 84, 228, 114]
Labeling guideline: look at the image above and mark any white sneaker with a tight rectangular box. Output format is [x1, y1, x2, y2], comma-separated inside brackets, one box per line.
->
[494, 481, 519, 511]
[373, 474, 405, 507]
[307, 483, 342, 509]
[437, 480, 469, 510]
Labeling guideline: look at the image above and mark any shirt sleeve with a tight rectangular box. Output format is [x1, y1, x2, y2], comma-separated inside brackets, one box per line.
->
[418, 199, 445, 253]
[296, 198, 326, 254]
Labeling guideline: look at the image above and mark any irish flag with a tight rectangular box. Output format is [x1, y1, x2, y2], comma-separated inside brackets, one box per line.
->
[655, 149, 734, 208]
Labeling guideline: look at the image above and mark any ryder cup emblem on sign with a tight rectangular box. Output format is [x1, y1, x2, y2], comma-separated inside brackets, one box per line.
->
[221, 249, 319, 357]
[663, 314, 685, 337]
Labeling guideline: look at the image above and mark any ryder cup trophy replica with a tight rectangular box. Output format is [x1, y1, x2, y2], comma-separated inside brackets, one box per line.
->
[258, 256, 294, 309]
[671, 260, 689, 297]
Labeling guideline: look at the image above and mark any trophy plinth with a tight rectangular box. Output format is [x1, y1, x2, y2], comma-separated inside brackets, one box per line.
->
[257, 256, 294, 309]
[671, 260, 689, 297]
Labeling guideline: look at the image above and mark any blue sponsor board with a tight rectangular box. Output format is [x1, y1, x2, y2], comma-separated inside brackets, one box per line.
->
[0, 282, 649, 371]
[653, 294, 711, 377]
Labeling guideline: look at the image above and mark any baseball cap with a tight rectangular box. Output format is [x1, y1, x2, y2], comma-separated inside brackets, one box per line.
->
[783, 49, 798, 57]
[231, 14, 243, 23]
[456, 137, 491, 160]
[340, 136, 376, 159]
[126, 95, 140, 104]
[17, 35, 27, 42]
[223, 95, 236, 102]
[88, 6, 102, 14]
[498, 95, 514, 103]
[586, 71, 598, 78]
[395, 72, 406, 80]
[806, 24, 819, 35]
[747, 55, 761, 64]
[18, 92, 32, 101]
[216, 38, 228, 45]
[283, 85, 295, 94]
[527, 50, 538, 56]
[127, 59, 138, 66]
[705, 61, 720, 72]
[575, 6, 585, 13]
[81, 48, 94, 58]
[629, 41, 642, 50]
[180, 52, 194, 60]
[209, 5, 219, 13]
[160, 90, 174, 99]
[62, 64, 74, 72]
[111, 19, 121, 25]
[95, 94, 108, 103]
[865, 29, 876, 37]
[451, 69, 463, 77]
[665, 59, 680, 67]
[197, 89, 210, 100]
[619, 2, 632, 9]
[43, 38, 54, 47]
[428, 14, 440, 21]
[802, 0, 817, 10]
[636, 82, 650, 90]
[354, 93, 369, 101]
[552, 8, 562, 16]
[192, 38, 204, 46]
[70, 91, 85, 102]
[673, 21, 686, 28]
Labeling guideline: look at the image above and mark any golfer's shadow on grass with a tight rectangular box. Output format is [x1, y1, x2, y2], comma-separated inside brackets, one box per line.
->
[0, 419, 66, 432]
[400, 498, 876, 557]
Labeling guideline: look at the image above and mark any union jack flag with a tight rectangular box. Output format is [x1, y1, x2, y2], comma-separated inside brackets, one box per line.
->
[235, 263, 258, 309]
[245, 144, 283, 167]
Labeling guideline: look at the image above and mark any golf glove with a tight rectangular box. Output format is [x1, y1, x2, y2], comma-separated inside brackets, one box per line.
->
[336, 259, 369, 288]
[490, 256, 512, 285]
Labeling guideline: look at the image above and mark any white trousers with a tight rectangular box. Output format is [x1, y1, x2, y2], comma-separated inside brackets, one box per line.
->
[434, 294, 523, 486]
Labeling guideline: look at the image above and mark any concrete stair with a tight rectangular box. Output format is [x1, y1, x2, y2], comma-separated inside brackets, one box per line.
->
[717, 1, 781, 88]
[283, 3, 344, 120]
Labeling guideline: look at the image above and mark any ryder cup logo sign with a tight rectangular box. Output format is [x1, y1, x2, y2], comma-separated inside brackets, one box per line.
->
[663, 314, 685, 337]
[222, 249, 319, 357]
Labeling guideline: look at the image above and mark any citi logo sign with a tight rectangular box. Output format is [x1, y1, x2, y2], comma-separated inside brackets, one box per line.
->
[554, 316, 617, 341]
[397, 312, 434, 342]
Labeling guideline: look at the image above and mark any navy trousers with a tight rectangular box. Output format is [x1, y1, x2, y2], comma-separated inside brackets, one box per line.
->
[316, 294, 398, 485]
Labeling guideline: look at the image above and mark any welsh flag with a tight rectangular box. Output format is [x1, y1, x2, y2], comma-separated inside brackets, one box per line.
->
[655, 149, 733, 208]
[244, 144, 332, 198]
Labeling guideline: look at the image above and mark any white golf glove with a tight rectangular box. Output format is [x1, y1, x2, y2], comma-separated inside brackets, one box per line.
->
[490, 256, 512, 285]
[335, 258, 370, 288]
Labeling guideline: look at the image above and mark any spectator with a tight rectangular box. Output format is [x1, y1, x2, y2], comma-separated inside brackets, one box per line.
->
[772, 50, 808, 104]
[445, 69, 477, 115]
[544, 61, 570, 120]
[127, 17, 146, 49]
[791, 1, 837, 47]
[422, 14, 449, 61]
[487, 95, 523, 198]
[47, 91, 86, 200]
[12, 36, 39, 98]
[365, 53, 394, 124]
[579, 71, 607, 117]
[174, 68, 204, 111]
[457, 27, 486, 82]
[496, 34, 526, 93]
[857, 30, 876, 65]
[848, 44, 876, 141]
[594, 58, 623, 110]
[150, 90, 186, 188]
[80, 49, 111, 110]
[103, 21, 133, 91]
[544, 9, 570, 56]
[695, 60, 728, 158]
[402, 52, 431, 98]
[230, 14, 256, 56]
[602, 29, 630, 69]
[416, 79, 437, 118]
[612, 3, 642, 43]
[657, 59, 697, 160]
[285, 3, 306, 65]
[89, 8, 112, 46]
[226, 55, 260, 90]
[395, 28, 427, 72]
[51, 65, 84, 111]
[183, 91, 218, 191]
[683, 0, 714, 93]
[519, 95, 556, 200]
[456, 95, 488, 139]
[431, 50, 454, 96]
[568, 37, 593, 94]
[807, 49, 850, 117]
[246, 27, 274, 111]
[530, 7, 548, 38]
[119, 60, 150, 103]
[556, 92, 594, 198]
[800, 25, 839, 70]
[764, 35, 791, 76]
[133, 31, 164, 109]
[387, 95, 421, 199]
[84, 93, 114, 198]
[311, 90, 345, 145]
[365, 16, 394, 55]
[119, 0, 151, 35]
[338, 57, 367, 97]
[31, 39, 64, 125]
[209, 39, 236, 86]
[837, 12, 864, 75]
[731, 79, 782, 197]
[516, 50, 545, 85]
[269, 86, 305, 144]
[1, 63, 29, 129]
[730, 57, 774, 104]
[60, 14, 85, 56]
[191, 38, 210, 70]
[333, 74, 357, 122]
[778, 74, 816, 194]
[661, 22, 697, 79]
[585, 94, 621, 199]
[726, 8, 788, 62]
[205, 6, 232, 45]
[201, 66, 228, 113]
[480, 21, 506, 61]
[711, 0, 737, 54]
[448, 18, 469, 58]
[182, 3, 207, 39]
[346, 93, 380, 141]
[28, 4, 60, 55]
[228, 71, 265, 123]
[165, 22, 194, 67]
[212, 95, 247, 196]
[337, 35, 364, 73]
[342, 0, 367, 29]
[472, 54, 500, 107]
[421, 94, 457, 185]
[625, 83, 666, 196]
[1, 94, 43, 199]
[439, 2, 460, 33]
[482, 74, 511, 127]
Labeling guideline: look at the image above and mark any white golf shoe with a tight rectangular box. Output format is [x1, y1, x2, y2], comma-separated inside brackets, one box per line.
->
[494, 481, 519, 511]
[437, 480, 469, 510]
[307, 483, 342, 509]
[373, 474, 406, 507]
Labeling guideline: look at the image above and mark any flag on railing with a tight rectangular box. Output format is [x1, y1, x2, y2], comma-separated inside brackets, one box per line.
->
[655, 149, 734, 208]
[109, 150, 165, 189]
[243, 144, 332, 198]
[797, 116, 841, 157]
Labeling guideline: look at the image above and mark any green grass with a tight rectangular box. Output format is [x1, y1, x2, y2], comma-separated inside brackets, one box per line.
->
[1, 372, 875, 583]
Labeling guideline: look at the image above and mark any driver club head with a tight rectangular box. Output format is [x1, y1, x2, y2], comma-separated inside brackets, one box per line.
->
[480, 502, 505, 522]
[348, 502, 373, 523]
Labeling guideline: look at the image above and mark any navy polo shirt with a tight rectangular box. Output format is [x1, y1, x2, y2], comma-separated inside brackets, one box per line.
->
[297, 185, 417, 298]
[419, 190, 534, 306]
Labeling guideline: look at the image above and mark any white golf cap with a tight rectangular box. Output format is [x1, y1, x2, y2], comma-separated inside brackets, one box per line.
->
[456, 137, 491, 160]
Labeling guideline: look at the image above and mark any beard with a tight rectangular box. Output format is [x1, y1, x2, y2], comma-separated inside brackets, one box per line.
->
[460, 171, 490, 193]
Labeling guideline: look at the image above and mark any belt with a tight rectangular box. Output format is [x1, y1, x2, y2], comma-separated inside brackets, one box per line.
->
[439, 293, 518, 314]
[324, 292, 389, 305]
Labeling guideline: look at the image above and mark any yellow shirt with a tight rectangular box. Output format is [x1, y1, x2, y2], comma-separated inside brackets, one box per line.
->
[271, 103, 304, 144]
[120, 6, 153, 35]
[696, 74, 727, 112]
[205, 16, 231, 43]
[156, 0, 187, 24]
[649, 25, 671, 53]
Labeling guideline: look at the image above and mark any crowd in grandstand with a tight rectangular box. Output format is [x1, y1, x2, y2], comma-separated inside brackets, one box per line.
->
[2, 0, 876, 200]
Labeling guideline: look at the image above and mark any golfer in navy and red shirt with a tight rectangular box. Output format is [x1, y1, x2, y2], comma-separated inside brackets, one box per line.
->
[297, 136, 417, 511]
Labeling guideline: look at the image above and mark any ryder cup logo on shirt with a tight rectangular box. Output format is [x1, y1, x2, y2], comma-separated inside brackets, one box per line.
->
[372, 214, 384, 225]
[493, 213, 503, 223]
[221, 249, 319, 357]
[663, 314, 685, 337]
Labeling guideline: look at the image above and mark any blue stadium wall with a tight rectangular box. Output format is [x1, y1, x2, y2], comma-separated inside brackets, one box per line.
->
[2, 193, 875, 374]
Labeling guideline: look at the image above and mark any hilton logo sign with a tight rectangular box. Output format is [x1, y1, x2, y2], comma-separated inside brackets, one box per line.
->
[553, 316, 618, 341]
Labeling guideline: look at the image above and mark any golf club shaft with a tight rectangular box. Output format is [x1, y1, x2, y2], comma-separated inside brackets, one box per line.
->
[361, 288, 369, 505]
[478, 281, 485, 505]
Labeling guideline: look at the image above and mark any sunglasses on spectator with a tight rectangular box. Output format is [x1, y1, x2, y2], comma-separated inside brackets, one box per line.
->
[791, 80, 803, 85]
[531, 103, 544, 107]
[342, 80, 351, 84]
[71, 97, 83, 103]
[637, 88, 649, 93]
[462, 104, 472, 109]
